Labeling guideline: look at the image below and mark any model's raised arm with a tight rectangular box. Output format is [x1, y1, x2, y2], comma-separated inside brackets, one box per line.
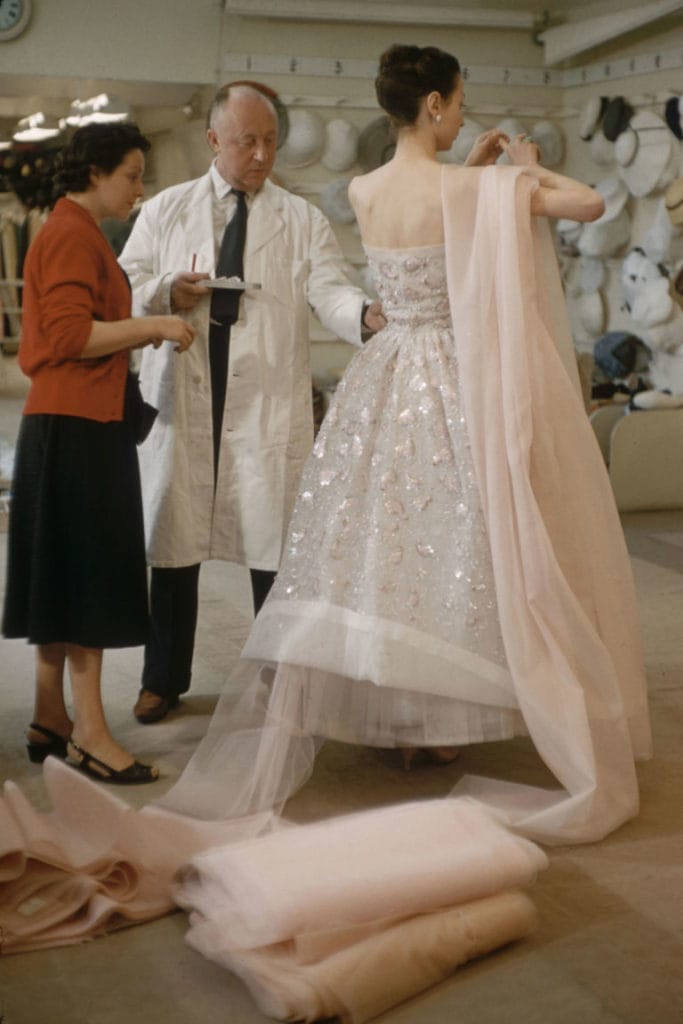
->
[504, 134, 604, 223]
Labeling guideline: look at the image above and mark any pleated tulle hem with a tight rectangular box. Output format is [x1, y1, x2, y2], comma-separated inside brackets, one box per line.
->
[275, 664, 526, 748]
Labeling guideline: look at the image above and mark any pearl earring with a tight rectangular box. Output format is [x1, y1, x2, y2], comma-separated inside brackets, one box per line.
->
[434, 114, 442, 125]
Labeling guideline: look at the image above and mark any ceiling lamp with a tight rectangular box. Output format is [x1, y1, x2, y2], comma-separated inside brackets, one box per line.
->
[13, 112, 63, 142]
[66, 94, 131, 126]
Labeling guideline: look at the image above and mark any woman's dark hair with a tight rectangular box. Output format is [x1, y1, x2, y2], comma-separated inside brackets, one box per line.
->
[53, 122, 151, 198]
[375, 45, 461, 127]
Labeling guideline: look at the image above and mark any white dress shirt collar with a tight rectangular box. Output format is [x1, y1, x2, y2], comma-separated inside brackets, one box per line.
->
[210, 161, 257, 201]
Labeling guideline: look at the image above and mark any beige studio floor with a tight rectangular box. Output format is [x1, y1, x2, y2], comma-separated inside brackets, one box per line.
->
[0, 386, 682, 1024]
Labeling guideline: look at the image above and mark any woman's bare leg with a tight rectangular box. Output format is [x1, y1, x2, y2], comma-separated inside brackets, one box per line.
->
[27, 643, 73, 745]
[66, 644, 142, 773]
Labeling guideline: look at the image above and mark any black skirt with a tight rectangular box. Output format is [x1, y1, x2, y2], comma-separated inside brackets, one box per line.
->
[2, 402, 149, 649]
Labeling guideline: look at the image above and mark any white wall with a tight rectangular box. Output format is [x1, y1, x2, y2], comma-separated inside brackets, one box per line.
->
[0, 0, 224, 85]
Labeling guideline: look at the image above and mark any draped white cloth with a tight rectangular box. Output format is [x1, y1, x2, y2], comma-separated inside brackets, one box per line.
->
[443, 165, 651, 841]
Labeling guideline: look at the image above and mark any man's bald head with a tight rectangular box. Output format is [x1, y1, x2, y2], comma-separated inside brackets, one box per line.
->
[206, 85, 278, 192]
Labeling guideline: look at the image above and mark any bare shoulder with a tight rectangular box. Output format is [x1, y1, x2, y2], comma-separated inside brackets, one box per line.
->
[347, 174, 362, 203]
[348, 168, 384, 203]
[440, 164, 487, 201]
[441, 164, 483, 183]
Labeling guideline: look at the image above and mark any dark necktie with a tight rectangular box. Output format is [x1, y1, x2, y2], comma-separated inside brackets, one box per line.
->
[209, 189, 248, 480]
[210, 189, 248, 326]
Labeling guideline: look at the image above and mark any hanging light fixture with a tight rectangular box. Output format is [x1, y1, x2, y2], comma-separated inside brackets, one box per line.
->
[65, 98, 91, 126]
[13, 112, 63, 142]
[88, 94, 131, 123]
[66, 94, 131, 126]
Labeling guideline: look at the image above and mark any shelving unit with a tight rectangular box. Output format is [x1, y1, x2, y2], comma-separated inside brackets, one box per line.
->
[0, 277, 23, 355]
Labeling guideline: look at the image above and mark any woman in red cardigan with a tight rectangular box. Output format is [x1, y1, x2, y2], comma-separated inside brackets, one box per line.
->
[3, 123, 195, 784]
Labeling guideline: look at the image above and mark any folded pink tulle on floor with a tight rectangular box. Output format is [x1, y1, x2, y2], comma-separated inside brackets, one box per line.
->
[0, 759, 268, 954]
[176, 797, 545, 949]
[1, 763, 544, 1021]
[176, 797, 545, 1022]
[209, 891, 538, 1024]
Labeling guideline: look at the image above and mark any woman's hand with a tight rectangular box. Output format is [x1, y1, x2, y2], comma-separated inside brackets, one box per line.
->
[85, 315, 194, 358]
[141, 316, 196, 353]
[464, 129, 508, 166]
[502, 133, 541, 166]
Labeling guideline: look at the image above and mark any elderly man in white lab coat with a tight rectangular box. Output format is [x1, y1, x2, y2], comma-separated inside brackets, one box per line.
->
[121, 84, 384, 723]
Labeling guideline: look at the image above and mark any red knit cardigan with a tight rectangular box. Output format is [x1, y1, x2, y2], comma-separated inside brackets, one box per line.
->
[20, 198, 132, 422]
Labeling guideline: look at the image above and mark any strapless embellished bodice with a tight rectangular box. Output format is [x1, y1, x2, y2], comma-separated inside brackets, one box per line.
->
[364, 244, 451, 330]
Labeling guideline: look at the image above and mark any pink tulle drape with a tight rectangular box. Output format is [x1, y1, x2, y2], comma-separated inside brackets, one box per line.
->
[443, 165, 651, 843]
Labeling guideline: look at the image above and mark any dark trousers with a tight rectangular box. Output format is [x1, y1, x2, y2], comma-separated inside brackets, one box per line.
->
[141, 319, 276, 699]
[141, 564, 276, 699]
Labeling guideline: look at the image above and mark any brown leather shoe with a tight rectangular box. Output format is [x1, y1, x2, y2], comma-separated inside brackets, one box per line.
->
[134, 689, 170, 724]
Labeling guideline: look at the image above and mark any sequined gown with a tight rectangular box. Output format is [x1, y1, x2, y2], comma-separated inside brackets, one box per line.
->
[240, 244, 524, 749]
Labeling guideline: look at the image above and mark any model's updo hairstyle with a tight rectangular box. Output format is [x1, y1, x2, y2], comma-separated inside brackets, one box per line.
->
[52, 122, 150, 200]
[375, 45, 461, 127]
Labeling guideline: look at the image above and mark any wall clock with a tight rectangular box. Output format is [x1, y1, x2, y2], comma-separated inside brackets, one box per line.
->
[0, 0, 32, 41]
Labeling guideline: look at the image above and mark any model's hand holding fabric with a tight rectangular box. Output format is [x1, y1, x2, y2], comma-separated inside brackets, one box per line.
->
[464, 127, 509, 165]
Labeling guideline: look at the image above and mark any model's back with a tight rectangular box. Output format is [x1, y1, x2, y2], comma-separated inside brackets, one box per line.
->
[349, 158, 452, 250]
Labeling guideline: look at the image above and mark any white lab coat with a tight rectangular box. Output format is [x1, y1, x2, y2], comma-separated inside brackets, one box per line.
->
[120, 173, 366, 570]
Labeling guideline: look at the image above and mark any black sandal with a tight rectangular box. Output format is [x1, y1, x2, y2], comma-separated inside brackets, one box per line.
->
[26, 722, 70, 764]
[67, 739, 159, 785]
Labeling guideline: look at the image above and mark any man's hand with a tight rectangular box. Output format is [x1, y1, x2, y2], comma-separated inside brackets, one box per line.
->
[363, 300, 387, 334]
[170, 272, 211, 312]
